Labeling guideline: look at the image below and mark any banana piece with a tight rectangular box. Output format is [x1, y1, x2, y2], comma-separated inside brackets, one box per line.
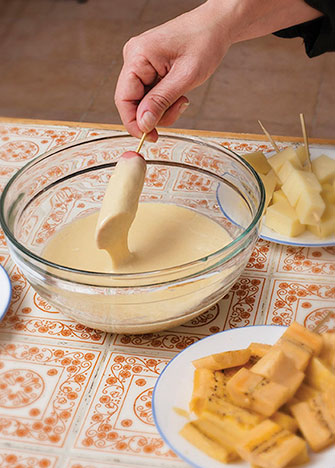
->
[319, 332, 335, 371]
[236, 419, 307, 468]
[227, 367, 290, 417]
[251, 347, 304, 399]
[248, 342, 272, 358]
[290, 391, 335, 451]
[275, 321, 323, 370]
[192, 348, 251, 371]
[180, 419, 238, 463]
[305, 356, 335, 392]
[189, 368, 227, 415]
[270, 411, 298, 433]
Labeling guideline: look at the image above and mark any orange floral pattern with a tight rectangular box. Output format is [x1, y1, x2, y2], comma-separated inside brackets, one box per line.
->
[0, 228, 6, 249]
[246, 238, 272, 272]
[0, 141, 39, 162]
[0, 369, 44, 408]
[267, 279, 335, 329]
[0, 341, 100, 446]
[113, 275, 265, 352]
[277, 245, 335, 277]
[220, 140, 280, 155]
[173, 170, 214, 193]
[0, 267, 106, 344]
[67, 459, 147, 468]
[76, 353, 176, 459]
[0, 449, 57, 468]
[0, 122, 334, 467]
[114, 331, 203, 352]
[304, 307, 335, 333]
[221, 275, 266, 329]
[0, 253, 9, 267]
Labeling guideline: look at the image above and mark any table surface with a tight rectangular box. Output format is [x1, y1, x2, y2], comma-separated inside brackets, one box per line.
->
[0, 118, 334, 468]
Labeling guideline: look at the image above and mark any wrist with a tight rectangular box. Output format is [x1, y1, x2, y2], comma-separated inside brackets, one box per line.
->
[203, 0, 323, 45]
[202, 0, 239, 47]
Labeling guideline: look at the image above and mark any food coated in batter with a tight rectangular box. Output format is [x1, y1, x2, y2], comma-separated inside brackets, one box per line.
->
[95, 151, 146, 263]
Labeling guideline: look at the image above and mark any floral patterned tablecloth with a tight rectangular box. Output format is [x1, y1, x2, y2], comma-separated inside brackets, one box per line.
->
[0, 121, 334, 468]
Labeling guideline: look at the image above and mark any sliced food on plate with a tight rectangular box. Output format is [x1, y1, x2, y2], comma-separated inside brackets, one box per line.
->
[177, 322, 335, 468]
[242, 144, 335, 245]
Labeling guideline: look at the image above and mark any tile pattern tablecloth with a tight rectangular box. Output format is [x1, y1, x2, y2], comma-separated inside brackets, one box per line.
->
[0, 122, 334, 468]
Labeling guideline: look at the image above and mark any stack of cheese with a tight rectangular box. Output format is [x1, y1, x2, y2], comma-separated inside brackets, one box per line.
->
[243, 147, 335, 238]
[180, 322, 335, 468]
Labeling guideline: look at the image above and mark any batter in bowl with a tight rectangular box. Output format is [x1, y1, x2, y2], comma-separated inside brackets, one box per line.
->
[44, 149, 231, 273]
[41, 149, 234, 333]
[43, 202, 232, 273]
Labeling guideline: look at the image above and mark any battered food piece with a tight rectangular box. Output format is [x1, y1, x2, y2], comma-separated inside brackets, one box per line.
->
[95, 151, 146, 265]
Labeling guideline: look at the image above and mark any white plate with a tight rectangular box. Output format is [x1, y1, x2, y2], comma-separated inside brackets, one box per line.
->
[0, 264, 11, 320]
[259, 144, 335, 247]
[153, 325, 333, 468]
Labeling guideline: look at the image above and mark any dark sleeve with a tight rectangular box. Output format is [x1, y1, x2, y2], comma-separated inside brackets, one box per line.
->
[273, 0, 335, 57]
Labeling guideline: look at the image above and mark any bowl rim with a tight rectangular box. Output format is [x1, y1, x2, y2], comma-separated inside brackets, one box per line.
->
[0, 132, 265, 281]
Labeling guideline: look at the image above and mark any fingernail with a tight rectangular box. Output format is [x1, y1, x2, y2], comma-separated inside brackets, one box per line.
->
[140, 111, 156, 132]
[179, 102, 189, 115]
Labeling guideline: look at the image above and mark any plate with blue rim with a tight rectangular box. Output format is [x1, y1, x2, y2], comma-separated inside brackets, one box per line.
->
[152, 325, 333, 468]
[0, 264, 11, 320]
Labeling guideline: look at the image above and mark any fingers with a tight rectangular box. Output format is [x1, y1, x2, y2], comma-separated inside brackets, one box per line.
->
[115, 55, 158, 139]
[136, 66, 193, 134]
[115, 31, 197, 139]
[114, 76, 143, 140]
[158, 96, 189, 127]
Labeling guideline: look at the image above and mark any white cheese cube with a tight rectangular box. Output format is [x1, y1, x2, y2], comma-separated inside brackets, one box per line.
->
[282, 169, 322, 207]
[272, 189, 288, 204]
[308, 204, 335, 238]
[265, 201, 305, 237]
[278, 160, 302, 184]
[295, 191, 325, 225]
[296, 145, 308, 166]
[243, 151, 271, 175]
[268, 147, 301, 175]
[260, 170, 277, 209]
[311, 154, 335, 184]
[321, 184, 335, 204]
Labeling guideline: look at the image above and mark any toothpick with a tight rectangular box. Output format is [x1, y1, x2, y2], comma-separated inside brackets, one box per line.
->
[299, 113, 312, 171]
[258, 120, 280, 153]
[313, 310, 332, 334]
[136, 133, 147, 153]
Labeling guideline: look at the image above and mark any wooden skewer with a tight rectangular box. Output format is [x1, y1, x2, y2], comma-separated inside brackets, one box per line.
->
[258, 120, 280, 153]
[299, 113, 312, 171]
[136, 133, 147, 153]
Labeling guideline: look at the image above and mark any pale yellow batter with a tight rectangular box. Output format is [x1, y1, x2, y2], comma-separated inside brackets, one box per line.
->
[43, 202, 232, 274]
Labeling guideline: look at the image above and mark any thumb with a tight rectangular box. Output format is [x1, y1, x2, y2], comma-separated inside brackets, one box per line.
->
[137, 69, 190, 133]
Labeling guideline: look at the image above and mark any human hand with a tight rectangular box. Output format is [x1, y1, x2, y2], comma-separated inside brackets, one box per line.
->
[115, 0, 232, 141]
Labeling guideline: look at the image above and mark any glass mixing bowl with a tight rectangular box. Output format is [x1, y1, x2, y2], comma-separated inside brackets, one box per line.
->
[0, 134, 264, 334]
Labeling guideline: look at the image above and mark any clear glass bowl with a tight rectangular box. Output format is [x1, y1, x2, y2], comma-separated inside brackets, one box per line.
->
[0, 134, 264, 334]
